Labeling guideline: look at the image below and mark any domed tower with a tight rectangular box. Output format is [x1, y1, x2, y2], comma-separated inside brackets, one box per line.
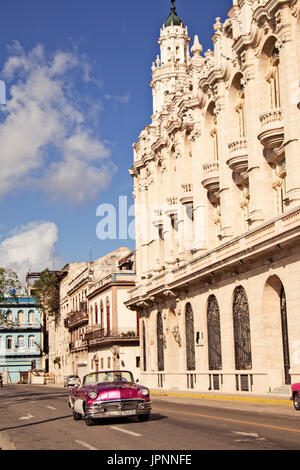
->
[151, 0, 191, 115]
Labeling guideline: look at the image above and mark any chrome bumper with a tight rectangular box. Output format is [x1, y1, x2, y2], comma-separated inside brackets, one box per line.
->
[85, 399, 152, 418]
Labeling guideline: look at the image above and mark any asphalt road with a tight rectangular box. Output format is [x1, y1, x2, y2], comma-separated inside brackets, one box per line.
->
[0, 384, 300, 452]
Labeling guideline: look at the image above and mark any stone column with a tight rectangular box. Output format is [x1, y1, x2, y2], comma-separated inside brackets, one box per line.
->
[242, 48, 270, 226]
[215, 88, 233, 240]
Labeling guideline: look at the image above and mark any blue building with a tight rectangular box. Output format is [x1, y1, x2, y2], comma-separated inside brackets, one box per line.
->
[0, 296, 42, 383]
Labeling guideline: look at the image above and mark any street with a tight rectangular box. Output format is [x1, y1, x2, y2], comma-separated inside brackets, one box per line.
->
[0, 384, 300, 452]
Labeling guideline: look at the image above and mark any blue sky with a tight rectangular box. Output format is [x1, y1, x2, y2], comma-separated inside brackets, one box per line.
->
[0, 0, 232, 282]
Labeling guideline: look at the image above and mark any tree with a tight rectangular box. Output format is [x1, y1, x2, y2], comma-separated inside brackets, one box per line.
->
[0, 268, 21, 323]
[33, 269, 60, 319]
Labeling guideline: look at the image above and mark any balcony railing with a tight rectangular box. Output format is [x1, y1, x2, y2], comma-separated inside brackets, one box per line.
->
[85, 327, 139, 346]
[0, 323, 41, 331]
[257, 108, 284, 156]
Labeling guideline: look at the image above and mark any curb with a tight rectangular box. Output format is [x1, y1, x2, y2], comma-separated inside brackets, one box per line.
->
[150, 390, 292, 407]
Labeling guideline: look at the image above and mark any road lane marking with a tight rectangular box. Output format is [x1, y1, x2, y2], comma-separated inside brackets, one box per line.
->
[154, 407, 300, 434]
[19, 414, 34, 420]
[46, 406, 56, 410]
[231, 431, 265, 441]
[110, 426, 142, 437]
[75, 440, 98, 451]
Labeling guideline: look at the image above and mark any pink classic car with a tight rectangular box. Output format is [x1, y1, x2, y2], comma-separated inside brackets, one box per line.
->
[68, 370, 152, 426]
[291, 383, 300, 410]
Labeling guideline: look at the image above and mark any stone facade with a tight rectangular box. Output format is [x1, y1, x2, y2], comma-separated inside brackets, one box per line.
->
[126, 0, 300, 394]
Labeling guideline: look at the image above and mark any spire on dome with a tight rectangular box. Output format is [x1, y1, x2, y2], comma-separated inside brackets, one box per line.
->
[164, 0, 184, 28]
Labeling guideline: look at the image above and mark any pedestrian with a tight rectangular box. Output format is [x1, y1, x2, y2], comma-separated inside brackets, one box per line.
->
[0, 374, 3, 387]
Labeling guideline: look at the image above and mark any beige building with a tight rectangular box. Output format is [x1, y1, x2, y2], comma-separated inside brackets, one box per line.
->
[49, 248, 139, 383]
[126, 0, 300, 394]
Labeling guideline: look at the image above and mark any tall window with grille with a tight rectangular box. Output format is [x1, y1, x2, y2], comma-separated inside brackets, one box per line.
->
[185, 303, 195, 371]
[233, 286, 252, 370]
[157, 312, 164, 371]
[207, 295, 222, 370]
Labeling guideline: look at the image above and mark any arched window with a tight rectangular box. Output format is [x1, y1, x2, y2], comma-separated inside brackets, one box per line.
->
[28, 336, 35, 349]
[142, 321, 147, 372]
[6, 336, 13, 350]
[185, 303, 195, 371]
[235, 84, 246, 139]
[7, 311, 13, 323]
[106, 298, 110, 336]
[157, 312, 164, 371]
[18, 310, 24, 324]
[28, 310, 35, 323]
[100, 300, 104, 329]
[280, 287, 291, 384]
[90, 305, 93, 326]
[17, 336, 25, 350]
[266, 46, 281, 109]
[95, 303, 98, 324]
[209, 103, 219, 162]
[233, 286, 252, 370]
[207, 295, 222, 370]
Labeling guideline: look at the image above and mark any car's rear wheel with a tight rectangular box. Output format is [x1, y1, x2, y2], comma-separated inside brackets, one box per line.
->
[138, 414, 150, 422]
[293, 393, 300, 410]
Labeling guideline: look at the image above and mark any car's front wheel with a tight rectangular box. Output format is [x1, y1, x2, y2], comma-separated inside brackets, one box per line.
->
[73, 410, 82, 421]
[293, 393, 300, 410]
[84, 415, 95, 426]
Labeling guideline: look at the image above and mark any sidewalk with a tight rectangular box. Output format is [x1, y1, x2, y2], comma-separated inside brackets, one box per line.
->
[149, 387, 293, 407]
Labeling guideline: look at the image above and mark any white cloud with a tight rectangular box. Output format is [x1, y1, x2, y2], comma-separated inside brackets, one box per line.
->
[0, 43, 115, 204]
[104, 92, 131, 104]
[0, 221, 61, 285]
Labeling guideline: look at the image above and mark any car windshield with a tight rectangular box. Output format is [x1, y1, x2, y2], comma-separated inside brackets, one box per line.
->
[83, 371, 134, 386]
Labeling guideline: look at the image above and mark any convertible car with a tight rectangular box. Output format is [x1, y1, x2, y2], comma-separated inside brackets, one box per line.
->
[68, 370, 152, 425]
[291, 382, 300, 410]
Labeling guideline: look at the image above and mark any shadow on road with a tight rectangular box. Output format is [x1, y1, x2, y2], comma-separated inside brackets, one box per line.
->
[0, 414, 72, 432]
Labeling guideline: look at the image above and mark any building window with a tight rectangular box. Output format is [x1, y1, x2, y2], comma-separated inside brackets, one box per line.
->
[143, 321, 147, 372]
[28, 310, 35, 323]
[18, 311, 24, 324]
[100, 300, 104, 329]
[210, 104, 219, 162]
[235, 86, 246, 139]
[95, 303, 98, 324]
[7, 311, 13, 323]
[157, 312, 164, 371]
[17, 336, 25, 350]
[267, 46, 281, 109]
[185, 303, 195, 371]
[207, 295, 222, 370]
[233, 286, 252, 370]
[106, 298, 110, 336]
[6, 336, 13, 350]
[28, 336, 35, 349]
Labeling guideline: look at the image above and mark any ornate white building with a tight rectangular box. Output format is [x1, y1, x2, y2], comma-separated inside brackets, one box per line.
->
[126, 0, 300, 394]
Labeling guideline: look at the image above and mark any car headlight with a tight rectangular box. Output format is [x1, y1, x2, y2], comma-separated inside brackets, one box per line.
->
[140, 388, 149, 396]
[88, 391, 98, 399]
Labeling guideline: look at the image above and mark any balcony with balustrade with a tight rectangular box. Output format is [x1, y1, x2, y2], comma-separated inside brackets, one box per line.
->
[66, 302, 88, 331]
[257, 108, 284, 162]
[201, 161, 220, 204]
[84, 327, 139, 350]
[226, 138, 249, 186]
